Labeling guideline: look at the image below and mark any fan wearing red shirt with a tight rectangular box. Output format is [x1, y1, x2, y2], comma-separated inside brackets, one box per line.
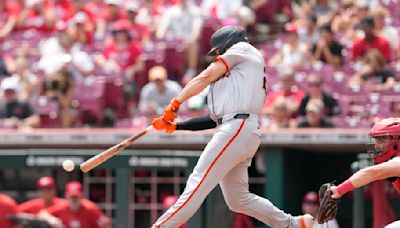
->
[45, 181, 111, 228]
[352, 17, 392, 62]
[17, 176, 66, 215]
[0, 0, 21, 38]
[0, 193, 17, 228]
[101, 19, 142, 76]
[16, 0, 56, 33]
[262, 71, 304, 115]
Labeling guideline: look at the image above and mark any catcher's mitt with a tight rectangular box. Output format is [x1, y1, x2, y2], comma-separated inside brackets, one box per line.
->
[316, 183, 339, 224]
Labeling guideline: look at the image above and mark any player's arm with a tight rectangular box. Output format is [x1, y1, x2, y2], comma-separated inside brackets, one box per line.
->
[176, 115, 217, 131]
[176, 60, 227, 104]
[331, 159, 400, 198]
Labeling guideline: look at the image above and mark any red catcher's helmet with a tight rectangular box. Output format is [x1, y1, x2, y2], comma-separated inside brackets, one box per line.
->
[367, 118, 400, 164]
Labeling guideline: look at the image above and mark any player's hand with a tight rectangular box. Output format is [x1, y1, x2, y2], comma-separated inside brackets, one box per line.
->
[329, 185, 342, 199]
[152, 117, 177, 134]
[163, 98, 181, 122]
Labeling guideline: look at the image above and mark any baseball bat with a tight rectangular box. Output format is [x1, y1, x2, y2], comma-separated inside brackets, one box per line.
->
[80, 126, 153, 173]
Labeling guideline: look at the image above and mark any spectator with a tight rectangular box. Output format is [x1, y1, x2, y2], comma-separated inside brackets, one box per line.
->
[139, 66, 182, 115]
[298, 98, 334, 128]
[201, 0, 244, 21]
[0, 0, 20, 39]
[0, 193, 17, 228]
[352, 17, 391, 62]
[302, 191, 339, 228]
[11, 56, 39, 102]
[156, 0, 203, 82]
[312, 24, 343, 66]
[262, 97, 297, 130]
[44, 69, 74, 128]
[331, 0, 359, 45]
[297, 14, 320, 49]
[95, 0, 125, 41]
[97, 19, 143, 80]
[262, 71, 304, 115]
[349, 49, 396, 91]
[68, 12, 93, 46]
[16, 0, 56, 33]
[268, 23, 310, 69]
[17, 176, 66, 215]
[38, 21, 95, 77]
[313, 0, 339, 25]
[298, 73, 340, 117]
[0, 77, 40, 129]
[43, 181, 111, 228]
[136, 0, 165, 36]
[125, 2, 150, 44]
[372, 6, 399, 60]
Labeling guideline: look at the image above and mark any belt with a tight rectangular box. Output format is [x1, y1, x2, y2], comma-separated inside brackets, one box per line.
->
[217, 113, 250, 125]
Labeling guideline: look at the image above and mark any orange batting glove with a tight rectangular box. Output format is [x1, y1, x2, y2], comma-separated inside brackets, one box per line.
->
[163, 98, 181, 122]
[152, 117, 177, 134]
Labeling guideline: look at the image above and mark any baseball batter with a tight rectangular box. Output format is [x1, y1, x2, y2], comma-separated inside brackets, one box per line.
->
[151, 26, 313, 228]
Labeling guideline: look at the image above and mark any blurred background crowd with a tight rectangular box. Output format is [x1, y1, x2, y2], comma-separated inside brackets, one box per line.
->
[0, 0, 399, 130]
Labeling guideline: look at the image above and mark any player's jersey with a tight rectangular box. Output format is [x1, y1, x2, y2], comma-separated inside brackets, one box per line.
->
[46, 198, 110, 228]
[207, 42, 266, 120]
[0, 193, 17, 228]
[391, 157, 400, 193]
[17, 197, 66, 214]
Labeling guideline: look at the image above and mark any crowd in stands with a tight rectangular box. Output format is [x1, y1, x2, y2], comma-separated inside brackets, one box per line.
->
[0, 0, 398, 129]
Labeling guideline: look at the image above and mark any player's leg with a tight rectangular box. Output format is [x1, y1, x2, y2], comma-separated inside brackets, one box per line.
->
[152, 120, 251, 227]
[220, 158, 313, 227]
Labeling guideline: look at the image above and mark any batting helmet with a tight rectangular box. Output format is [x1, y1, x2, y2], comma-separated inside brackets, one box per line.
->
[208, 26, 248, 56]
[367, 118, 400, 164]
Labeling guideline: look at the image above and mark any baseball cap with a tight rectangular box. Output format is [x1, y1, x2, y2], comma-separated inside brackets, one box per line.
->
[65, 181, 83, 197]
[148, 66, 167, 81]
[37, 176, 55, 189]
[0, 77, 19, 92]
[303, 191, 319, 205]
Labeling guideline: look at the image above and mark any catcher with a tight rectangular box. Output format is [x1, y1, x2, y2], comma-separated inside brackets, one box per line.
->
[317, 118, 400, 227]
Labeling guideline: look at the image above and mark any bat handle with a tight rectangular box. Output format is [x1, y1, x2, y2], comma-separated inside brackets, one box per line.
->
[146, 125, 154, 132]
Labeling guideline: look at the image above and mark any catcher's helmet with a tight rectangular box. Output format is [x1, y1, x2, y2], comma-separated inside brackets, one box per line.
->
[367, 118, 400, 163]
[208, 26, 248, 56]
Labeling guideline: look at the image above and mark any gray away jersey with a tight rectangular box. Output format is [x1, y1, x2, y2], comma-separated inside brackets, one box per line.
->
[207, 42, 266, 119]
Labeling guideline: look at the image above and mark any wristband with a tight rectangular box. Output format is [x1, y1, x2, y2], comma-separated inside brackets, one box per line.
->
[337, 179, 355, 196]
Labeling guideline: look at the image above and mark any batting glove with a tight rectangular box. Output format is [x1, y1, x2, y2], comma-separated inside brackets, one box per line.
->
[152, 117, 177, 134]
[163, 98, 181, 122]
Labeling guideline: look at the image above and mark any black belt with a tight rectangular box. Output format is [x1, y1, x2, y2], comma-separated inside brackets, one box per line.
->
[217, 114, 250, 125]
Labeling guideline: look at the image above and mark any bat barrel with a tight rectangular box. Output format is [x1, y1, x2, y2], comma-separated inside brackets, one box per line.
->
[79, 126, 153, 173]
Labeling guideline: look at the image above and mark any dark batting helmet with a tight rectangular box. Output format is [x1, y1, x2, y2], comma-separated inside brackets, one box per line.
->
[208, 26, 248, 56]
[367, 118, 400, 164]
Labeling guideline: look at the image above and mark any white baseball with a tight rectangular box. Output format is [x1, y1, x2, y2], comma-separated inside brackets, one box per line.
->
[62, 160, 75, 172]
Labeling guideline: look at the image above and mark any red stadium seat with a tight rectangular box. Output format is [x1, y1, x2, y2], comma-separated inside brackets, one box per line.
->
[33, 96, 60, 128]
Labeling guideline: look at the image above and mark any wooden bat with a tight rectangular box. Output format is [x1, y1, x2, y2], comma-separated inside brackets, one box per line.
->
[80, 126, 153, 173]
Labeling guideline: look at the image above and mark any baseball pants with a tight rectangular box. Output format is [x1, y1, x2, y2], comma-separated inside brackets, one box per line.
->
[153, 118, 301, 228]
